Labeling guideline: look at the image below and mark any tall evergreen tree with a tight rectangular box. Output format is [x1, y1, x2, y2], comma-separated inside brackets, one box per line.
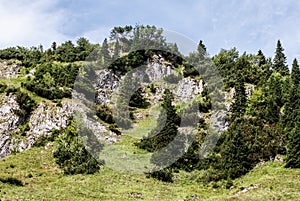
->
[273, 40, 289, 76]
[291, 58, 300, 85]
[257, 50, 266, 66]
[230, 75, 247, 121]
[101, 38, 111, 65]
[197, 40, 207, 59]
[219, 118, 252, 179]
[113, 39, 120, 60]
[137, 89, 180, 152]
[285, 123, 300, 168]
[265, 73, 284, 123]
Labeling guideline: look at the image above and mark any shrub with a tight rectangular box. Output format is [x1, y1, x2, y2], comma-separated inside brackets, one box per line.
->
[53, 120, 101, 175]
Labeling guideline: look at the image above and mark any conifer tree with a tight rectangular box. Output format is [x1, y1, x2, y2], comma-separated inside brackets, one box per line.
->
[291, 58, 300, 85]
[257, 50, 266, 66]
[230, 75, 247, 121]
[113, 39, 120, 60]
[273, 40, 289, 76]
[285, 124, 300, 168]
[101, 38, 111, 65]
[53, 120, 101, 175]
[197, 40, 207, 59]
[137, 89, 180, 152]
[219, 118, 252, 179]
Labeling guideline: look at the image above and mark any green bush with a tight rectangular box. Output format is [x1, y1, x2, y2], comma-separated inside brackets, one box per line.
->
[96, 104, 114, 124]
[53, 120, 101, 175]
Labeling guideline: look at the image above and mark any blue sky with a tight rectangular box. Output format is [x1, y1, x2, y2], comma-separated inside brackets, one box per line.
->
[1, 0, 299, 64]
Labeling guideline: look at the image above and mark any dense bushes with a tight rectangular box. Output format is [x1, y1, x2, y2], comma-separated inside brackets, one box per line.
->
[23, 62, 80, 99]
[53, 120, 101, 175]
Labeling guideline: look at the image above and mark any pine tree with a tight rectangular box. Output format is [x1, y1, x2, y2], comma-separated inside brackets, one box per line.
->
[285, 124, 300, 168]
[291, 58, 300, 85]
[230, 75, 247, 121]
[113, 39, 120, 60]
[137, 89, 180, 152]
[264, 72, 285, 124]
[101, 38, 111, 65]
[257, 50, 266, 66]
[219, 118, 252, 179]
[197, 40, 207, 58]
[273, 40, 289, 76]
[53, 120, 101, 175]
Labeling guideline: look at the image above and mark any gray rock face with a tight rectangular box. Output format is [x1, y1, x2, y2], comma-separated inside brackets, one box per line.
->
[0, 94, 22, 158]
[0, 60, 20, 78]
[0, 96, 116, 158]
[17, 101, 74, 152]
[95, 70, 120, 104]
[176, 78, 203, 101]
[145, 62, 173, 81]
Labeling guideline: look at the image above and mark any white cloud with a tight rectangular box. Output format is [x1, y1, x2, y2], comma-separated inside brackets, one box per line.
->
[0, 0, 68, 49]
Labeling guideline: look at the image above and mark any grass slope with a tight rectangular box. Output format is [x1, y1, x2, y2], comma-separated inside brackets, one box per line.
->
[0, 144, 299, 201]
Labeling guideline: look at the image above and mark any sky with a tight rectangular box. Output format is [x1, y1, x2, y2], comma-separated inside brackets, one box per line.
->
[0, 0, 299, 65]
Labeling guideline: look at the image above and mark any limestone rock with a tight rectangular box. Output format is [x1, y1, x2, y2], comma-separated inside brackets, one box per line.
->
[0, 60, 21, 78]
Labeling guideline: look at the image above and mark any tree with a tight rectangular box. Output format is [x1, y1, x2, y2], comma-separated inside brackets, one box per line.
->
[283, 77, 300, 153]
[265, 72, 284, 123]
[137, 89, 180, 152]
[76, 37, 93, 60]
[230, 75, 247, 121]
[100, 38, 111, 65]
[273, 40, 289, 76]
[291, 58, 300, 85]
[55, 41, 77, 62]
[112, 39, 120, 60]
[51, 42, 57, 51]
[257, 50, 266, 66]
[285, 124, 300, 168]
[53, 120, 101, 175]
[256, 50, 272, 86]
[197, 40, 207, 59]
[219, 118, 252, 179]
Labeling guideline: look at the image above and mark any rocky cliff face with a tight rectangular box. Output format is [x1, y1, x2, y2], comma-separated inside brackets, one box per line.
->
[0, 55, 233, 159]
[0, 95, 116, 159]
[0, 93, 22, 158]
[0, 60, 21, 78]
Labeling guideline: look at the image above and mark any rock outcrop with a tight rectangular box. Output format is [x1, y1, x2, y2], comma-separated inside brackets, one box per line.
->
[0, 93, 22, 158]
[0, 60, 21, 78]
[0, 95, 116, 159]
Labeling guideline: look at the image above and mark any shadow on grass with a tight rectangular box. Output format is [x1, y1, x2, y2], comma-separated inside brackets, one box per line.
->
[0, 177, 23, 186]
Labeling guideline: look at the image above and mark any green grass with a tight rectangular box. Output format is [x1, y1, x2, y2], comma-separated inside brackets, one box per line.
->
[0, 142, 300, 200]
[0, 78, 52, 104]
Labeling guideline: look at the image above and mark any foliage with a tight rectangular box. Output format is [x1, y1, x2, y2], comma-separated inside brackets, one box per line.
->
[12, 89, 37, 121]
[23, 62, 80, 99]
[96, 104, 114, 124]
[129, 88, 150, 108]
[285, 125, 300, 168]
[273, 40, 289, 76]
[147, 168, 173, 183]
[53, 120, 101, 175]
[229, 75, 247, 121]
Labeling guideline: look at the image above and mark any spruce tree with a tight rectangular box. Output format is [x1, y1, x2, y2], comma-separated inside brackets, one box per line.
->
[285, 124, 300, 168]
[230, 75, 247, 121]
[257, 50, 266, 66]
[197, 40, 207, 59]
[265, 73, 284, 123]
[101, 38, 111, 65]
[53, 120, 100, 175]
[219, 118, 252, 179]
[291, 58, 300, 85]
[113, 39, 120, 60]
[273, 40, 289, 76]
[137, 89, 180, 152]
